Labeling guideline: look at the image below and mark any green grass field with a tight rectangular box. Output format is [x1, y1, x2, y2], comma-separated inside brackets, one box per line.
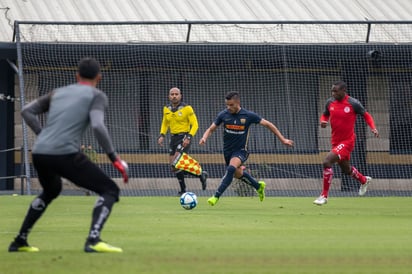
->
[1, 195, 411, 274]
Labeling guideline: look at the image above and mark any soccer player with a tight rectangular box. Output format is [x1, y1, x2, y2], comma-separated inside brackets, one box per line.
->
[157, 87, 208, 195]
[199, 91, 294, 206]
[314, 80, 379, 205]
[8, 57, 129, 253]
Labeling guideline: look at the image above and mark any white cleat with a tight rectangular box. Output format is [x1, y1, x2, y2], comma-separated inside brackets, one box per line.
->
[313, 195, 328, 205]
[359, 176, 372, 196]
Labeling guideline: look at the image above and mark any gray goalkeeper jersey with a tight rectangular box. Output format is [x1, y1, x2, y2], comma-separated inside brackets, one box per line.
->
[21, 83, 115, 155]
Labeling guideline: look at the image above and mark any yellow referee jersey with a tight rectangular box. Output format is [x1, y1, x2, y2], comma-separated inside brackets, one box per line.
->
[160, 103, 199, 136]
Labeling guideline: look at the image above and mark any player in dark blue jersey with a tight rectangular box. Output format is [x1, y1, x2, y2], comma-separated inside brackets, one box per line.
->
[199, 92, 294, 206]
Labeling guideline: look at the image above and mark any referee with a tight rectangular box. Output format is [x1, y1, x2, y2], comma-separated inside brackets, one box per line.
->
[158, 87, 207, 195]
[8, 57, 128, 253]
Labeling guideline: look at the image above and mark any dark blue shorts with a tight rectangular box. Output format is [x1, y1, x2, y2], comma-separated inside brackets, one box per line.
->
[224, 149, 249, 166]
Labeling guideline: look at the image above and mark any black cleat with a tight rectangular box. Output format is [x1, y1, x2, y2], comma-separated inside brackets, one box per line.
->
[8, 238, 39, 252]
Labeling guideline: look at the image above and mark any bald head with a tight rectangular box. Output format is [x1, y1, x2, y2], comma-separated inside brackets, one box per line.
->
[169, 87, 181, 94]
[168, 87, 183, 107]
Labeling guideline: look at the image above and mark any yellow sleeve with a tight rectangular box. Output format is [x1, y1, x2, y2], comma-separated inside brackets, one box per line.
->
[160, 106, 169, 135]
[187, 106, 199, 137]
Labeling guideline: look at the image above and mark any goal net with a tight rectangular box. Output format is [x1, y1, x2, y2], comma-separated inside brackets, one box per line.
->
[14, 22, 412, 197]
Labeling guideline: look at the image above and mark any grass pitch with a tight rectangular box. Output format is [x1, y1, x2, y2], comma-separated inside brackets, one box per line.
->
[1, 195, 411, 274]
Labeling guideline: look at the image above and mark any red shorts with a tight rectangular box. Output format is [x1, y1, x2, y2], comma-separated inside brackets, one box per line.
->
[331, 141, 355, 161]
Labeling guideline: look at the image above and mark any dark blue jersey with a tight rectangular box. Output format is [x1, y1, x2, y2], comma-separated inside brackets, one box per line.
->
[214, 108, 262, 153]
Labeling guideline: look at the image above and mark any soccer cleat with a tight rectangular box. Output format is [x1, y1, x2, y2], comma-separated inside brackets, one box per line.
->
[200, 171, 208, 190]
[207, 196, 219, 206]
[359, 176, 372, 196]
[257, 181, 266, 201]
[84, 240, 123, 253]
[313, 195, 328, 205]
[8, 239, 39, 252]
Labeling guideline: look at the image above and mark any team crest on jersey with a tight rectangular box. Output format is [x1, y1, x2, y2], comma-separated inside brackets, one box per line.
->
[344, 107, 350, 113]
[178, 111, 182, 116]
[240, 118, 246, 124]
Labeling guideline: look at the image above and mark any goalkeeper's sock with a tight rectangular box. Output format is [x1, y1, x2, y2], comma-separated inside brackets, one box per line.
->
[322, 167, 333, 197]
[239, 171, 260, 189]
[88, 195, 116, 241]
[18, 197, 47, 238]
[215, 165, 236, 198]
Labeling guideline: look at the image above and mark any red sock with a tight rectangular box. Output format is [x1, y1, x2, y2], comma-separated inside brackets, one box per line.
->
[350, 166, 367, 184]
[322, 167, 333, 197]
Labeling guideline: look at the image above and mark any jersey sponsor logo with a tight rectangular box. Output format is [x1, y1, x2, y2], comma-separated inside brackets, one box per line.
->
[226, 124, 245, 130]
[225, 128, 245, 135]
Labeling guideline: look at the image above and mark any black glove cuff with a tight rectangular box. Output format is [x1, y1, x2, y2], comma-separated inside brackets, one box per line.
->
[108, 152, 117, 162]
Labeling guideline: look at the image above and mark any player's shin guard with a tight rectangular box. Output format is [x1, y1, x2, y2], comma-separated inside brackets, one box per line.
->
[322, 167, 333, 197]
[350, 166, 367, 184]
[88, 194, 116, 242]
[215, 165, 236, 198]
[239, 171, 260, 190]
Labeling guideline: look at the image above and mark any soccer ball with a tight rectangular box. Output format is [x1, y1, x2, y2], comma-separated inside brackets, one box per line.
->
[180, 192, 198, 210]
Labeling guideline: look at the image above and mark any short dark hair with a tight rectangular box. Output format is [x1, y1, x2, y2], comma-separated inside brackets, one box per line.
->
[225, 91, 240, 100]
[332, 80, 347, 90]
[78, 57, 100, 79]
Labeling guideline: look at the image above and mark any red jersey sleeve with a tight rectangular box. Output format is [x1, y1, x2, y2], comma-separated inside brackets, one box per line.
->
[320, 114, 329, 123]
[363, 111, 376, 130]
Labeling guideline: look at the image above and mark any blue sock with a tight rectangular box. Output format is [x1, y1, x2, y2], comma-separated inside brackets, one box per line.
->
[240, 171, 260, 190]
[215, 165, 236, 198]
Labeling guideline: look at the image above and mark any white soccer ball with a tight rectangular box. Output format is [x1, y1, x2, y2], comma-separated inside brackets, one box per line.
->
[180, 192, 198, 210]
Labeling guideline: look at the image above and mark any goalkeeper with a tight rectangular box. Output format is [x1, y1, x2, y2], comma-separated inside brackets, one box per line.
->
[158, 87, 207, 195]
[8, 57, 128, 253]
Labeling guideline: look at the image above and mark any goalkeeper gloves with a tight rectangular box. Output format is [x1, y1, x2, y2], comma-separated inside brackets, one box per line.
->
[112, 156, 129, 183]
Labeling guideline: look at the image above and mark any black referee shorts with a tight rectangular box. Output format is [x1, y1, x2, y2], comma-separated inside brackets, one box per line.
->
[169, 134, 191, 155]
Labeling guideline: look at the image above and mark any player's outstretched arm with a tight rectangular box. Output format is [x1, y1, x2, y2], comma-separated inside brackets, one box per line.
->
[363, 112, 379, 137]
[260, 119, 294, 147]
[199, 123, 218, 145]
